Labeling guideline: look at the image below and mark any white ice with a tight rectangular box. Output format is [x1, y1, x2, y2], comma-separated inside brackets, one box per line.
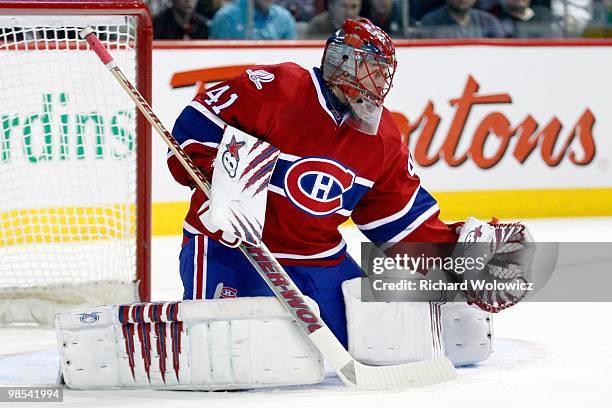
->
[1, 218, 612, 408]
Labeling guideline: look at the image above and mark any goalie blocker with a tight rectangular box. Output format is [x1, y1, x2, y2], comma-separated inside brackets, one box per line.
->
[200, 123, 280, 247]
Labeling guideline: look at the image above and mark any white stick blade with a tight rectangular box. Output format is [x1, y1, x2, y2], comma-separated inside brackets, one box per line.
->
[351, 356, 457, 390]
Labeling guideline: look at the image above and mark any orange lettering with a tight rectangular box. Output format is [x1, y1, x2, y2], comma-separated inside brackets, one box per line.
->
[513, 115, 539, 163]
[568, 109, 596, 165]
[170, 65, 253, 94]
[470, 112, 514, 169]
[390, 76, 596, 169]
[444, 76, 512, 167]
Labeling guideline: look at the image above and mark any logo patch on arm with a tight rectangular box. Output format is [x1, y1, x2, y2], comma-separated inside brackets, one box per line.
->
[407, 151, 416, 177]
[284, 158, 355, 216]
[247, 69, 275, 90]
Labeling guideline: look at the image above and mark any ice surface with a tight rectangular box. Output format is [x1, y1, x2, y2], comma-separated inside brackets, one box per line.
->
[1, 218, 611, 407]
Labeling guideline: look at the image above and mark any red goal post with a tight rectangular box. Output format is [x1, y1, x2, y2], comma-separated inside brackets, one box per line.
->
[0, 0, 151, 324]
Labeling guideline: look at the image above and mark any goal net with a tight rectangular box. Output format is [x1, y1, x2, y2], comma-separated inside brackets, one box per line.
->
[0, 1, 151, 325]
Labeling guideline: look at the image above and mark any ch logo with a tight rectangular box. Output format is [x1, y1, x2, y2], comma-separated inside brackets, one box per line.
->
[220, 286, 238, 298]
[284, 158, 355, 216]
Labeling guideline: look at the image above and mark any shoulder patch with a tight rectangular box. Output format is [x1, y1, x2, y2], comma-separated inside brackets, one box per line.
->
[246, 69, 275, 90]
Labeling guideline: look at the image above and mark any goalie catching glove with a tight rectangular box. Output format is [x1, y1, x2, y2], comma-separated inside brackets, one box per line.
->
[201, 125, 280, 247]
[451, 217, 535, 313]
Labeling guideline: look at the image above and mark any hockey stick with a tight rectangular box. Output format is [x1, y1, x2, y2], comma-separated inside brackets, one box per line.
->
[79, 27, 457, 390]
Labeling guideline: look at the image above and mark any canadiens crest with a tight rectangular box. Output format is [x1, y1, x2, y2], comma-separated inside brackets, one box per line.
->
[246, 69, 275, 90]
[284, 157, 355, 216]
[220, 286, 238, 298]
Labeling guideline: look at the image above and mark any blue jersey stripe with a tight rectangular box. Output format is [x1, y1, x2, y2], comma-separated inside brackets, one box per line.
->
[171, 105, 224, 147]
[269, 157, 292, 187]
[359, 188, 438, 243]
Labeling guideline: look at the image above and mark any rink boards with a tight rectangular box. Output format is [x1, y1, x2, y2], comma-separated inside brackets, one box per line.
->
[7, 40, 609, 235]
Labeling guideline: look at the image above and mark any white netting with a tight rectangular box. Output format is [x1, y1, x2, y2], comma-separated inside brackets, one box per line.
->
[0, 16, 142, 324]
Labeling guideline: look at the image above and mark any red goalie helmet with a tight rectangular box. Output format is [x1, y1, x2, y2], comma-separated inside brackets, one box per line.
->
[321, 18, 397, 134]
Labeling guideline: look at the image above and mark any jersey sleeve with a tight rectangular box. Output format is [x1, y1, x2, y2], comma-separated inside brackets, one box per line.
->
[351, 136, 457, 245]
[167, 67, 272, 188]
[205, 67, 283, 129]
[167, 99, 225, 187]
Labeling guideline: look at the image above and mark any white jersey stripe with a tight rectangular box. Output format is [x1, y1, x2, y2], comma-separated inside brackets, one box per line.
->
[279, 152, 301, 162]
[167, 139, 219, 159]
[308, 68, 338, 125]
[380, 204, 440, 249]
[269, 184, 286, 197]
[192, 236, 200, 300]
[183, 221, 202, 235]
[201, 236, 208, 300]
[355, 176, 374, 188]
[188, 100, 227, 129]
[272, 239, 346, 260]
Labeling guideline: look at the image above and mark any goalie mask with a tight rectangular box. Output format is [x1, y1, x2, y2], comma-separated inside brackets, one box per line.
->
[321, 18, 397, 135]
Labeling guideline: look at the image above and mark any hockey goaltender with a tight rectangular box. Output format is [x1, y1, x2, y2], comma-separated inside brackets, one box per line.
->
[56, 19, 534, 391]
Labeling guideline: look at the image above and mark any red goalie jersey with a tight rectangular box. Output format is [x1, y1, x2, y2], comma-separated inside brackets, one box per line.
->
[168, 63, 457, 266]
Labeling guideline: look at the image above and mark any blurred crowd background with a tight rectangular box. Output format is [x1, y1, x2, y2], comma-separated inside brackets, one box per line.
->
[146, 0, 612, 40]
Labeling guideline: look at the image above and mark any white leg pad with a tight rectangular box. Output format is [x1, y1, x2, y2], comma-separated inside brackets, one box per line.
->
[343, 278, 492, 367]
[56, 297, 324, 390]
[440, 302, 493, 366]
